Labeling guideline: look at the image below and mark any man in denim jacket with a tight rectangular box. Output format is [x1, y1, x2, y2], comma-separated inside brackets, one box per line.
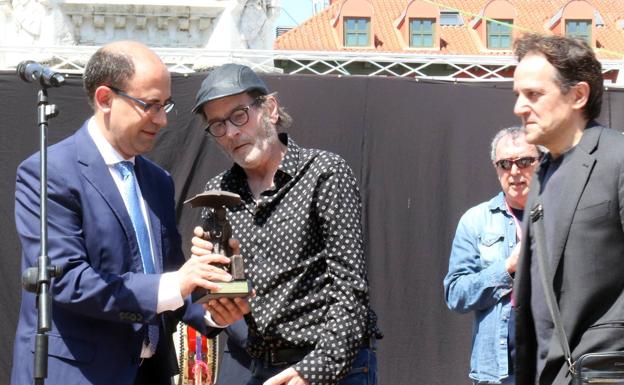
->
[444, 127, 542, 384]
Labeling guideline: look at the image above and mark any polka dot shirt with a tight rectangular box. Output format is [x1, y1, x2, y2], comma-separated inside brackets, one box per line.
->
[202, 134, 379, 385]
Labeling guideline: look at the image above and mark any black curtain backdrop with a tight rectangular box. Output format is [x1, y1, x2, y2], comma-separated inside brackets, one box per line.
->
[1, 70, 623, 385]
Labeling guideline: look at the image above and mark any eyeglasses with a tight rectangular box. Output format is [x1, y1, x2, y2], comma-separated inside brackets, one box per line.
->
[108, 86, 175, 114]
[495, 156, 538, 171]
[205, 99, 260, 137]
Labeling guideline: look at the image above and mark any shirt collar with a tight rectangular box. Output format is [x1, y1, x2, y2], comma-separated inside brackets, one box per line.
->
[276, 133, 300, 179]
[488, 191, 509, 213]
[86, 117, 135, 166]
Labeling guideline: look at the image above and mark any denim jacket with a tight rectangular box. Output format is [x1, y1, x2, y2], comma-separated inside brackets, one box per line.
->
[443, 192, 516, 383]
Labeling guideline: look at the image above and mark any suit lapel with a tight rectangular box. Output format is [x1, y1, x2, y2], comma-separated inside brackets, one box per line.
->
[75, 125, 144, 272]
[135, 156, 164, 274]
[516, 158, 544, 303]
[547, 126, 600, 282]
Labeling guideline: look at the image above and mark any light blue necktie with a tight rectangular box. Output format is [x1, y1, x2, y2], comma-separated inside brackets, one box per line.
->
[115, 161, 159, 354]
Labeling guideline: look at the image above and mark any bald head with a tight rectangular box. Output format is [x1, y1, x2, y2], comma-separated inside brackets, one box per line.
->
[83, 41, 167, 107]
[103, 40, 160, 57]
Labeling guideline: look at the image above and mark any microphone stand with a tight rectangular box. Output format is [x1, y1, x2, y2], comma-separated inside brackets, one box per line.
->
[22, 87, 61, 385]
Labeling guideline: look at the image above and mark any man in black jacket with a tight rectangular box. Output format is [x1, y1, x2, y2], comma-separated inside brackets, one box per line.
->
[513, 33, 624, 385]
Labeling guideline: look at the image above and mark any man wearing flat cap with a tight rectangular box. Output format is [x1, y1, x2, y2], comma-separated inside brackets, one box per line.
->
[189, 63, 381, 385]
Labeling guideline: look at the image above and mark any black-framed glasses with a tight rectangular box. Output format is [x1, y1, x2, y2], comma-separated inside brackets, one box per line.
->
[205, 99, 261, 137]
[495, 156, 538, 171]
[108, 86, 175, 114]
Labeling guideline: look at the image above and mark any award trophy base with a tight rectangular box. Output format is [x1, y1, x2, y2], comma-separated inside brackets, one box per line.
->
[192, 280, 253, 303]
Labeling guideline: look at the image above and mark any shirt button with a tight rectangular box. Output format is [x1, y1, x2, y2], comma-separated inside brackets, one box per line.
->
[509, 242, 513, 247]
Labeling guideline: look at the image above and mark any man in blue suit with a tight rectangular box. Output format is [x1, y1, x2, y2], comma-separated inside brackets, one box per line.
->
[11, 41, 235, 385]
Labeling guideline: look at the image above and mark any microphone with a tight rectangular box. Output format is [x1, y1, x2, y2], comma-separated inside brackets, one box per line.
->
[17, 60, 65, 88]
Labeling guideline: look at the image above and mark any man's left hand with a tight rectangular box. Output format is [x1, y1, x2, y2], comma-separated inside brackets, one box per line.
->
[263, 367, 310, 385]
[204, 296, 250, 326]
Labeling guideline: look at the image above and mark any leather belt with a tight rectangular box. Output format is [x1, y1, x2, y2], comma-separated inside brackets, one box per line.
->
[259, 337, 375, 367]
[261, 347, 312, 366]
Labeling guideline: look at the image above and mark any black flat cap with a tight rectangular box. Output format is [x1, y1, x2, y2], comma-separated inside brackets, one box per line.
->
[192, 63, 269, 113]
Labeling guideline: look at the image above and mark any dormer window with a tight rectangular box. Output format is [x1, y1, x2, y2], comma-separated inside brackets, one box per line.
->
[547, 1, 596, 47]
[409, 18, 435, 47]
[393, 1, 440, 50]
[487, 19, 512, 49]
[440, 10, 462, 26]
[470, 0, 515, 51]
[566, 19, 591, 43]
[344, 17, 370, 47]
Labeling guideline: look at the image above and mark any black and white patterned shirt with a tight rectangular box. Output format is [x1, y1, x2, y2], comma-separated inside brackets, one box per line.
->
[203, 134, 379, 385]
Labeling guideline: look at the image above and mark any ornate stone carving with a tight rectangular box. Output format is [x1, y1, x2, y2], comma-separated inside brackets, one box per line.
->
[0, 0, 280, 69]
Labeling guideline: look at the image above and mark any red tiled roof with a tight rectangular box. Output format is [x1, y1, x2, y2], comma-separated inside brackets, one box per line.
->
[274, 0, 624, 59]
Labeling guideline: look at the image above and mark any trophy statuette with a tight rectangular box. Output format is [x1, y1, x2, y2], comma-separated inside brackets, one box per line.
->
[184, 190, 252, 303]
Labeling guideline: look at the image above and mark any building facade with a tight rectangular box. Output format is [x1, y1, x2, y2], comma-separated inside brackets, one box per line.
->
[0, 0, 279, 71]
[274, 0, 624, 83]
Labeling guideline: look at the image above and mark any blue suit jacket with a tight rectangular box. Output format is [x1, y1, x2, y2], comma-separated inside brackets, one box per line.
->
[11, 122, 208, 385]
[216, 320, 252, 385]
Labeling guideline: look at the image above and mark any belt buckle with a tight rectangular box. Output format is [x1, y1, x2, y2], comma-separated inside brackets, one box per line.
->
[269, 350, 288, 366]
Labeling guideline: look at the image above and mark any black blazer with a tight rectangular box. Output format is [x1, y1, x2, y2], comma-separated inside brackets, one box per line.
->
[515, 123, 624, 385]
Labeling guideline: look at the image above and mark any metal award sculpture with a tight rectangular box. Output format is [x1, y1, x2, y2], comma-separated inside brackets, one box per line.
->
[184, 190, 252, 303]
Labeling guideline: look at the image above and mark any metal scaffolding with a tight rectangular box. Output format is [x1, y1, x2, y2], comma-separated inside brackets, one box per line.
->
[1, 45, 622, 86]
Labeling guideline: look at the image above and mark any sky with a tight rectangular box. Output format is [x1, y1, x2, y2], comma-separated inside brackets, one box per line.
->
[275, 0, 317, 28]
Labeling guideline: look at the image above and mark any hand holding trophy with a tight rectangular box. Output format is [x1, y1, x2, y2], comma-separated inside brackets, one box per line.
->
[184, 190, 253, 303]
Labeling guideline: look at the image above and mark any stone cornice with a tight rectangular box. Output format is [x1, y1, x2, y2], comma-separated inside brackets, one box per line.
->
[58, 1, 229, 46]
